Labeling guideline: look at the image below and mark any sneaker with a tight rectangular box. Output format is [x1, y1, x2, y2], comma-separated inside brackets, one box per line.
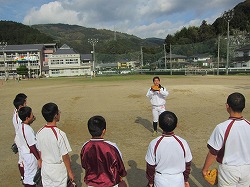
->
[152, 131, 157, 137]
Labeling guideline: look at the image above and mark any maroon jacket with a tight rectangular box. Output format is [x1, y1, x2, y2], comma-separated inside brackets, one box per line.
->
[80, 139, 127, 187]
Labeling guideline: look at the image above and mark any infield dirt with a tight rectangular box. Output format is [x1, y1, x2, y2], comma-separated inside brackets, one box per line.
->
[1, 75, 249, 187]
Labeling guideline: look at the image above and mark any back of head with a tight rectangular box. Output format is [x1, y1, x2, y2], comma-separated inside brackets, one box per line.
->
[159, 111, 178, 132]
[42, 102, 58, 122]
[18, 106, 32, 122]
[13, 97, 26, 109]
[227, 92, 245, 113]
[88, 116, 106, 137]
[15, 93, 27, 100]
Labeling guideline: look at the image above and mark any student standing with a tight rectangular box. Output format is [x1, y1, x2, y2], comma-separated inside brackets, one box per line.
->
[202, 92, 250, 186]
[80, 115, 127, 187]
[36, 102, 74, 187]
[145, 111, 192, 187]
[17, 106, 41, 187]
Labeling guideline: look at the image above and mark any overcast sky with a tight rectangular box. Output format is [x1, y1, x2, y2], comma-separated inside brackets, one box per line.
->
[0, 0, 243, 39]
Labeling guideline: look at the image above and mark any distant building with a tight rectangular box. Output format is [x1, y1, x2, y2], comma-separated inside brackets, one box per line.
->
[234, 44, 250, 67]
[0, 43, 93, 79]
[47, 44, 92, 77]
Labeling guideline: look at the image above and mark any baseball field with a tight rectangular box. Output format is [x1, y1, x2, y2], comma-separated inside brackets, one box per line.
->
[1, 75, 250, 187]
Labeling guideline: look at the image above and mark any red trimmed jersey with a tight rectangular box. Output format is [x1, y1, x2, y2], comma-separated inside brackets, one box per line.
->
[80, 139, 127, 187]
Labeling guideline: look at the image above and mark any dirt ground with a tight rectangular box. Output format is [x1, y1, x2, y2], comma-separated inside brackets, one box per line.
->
[1, 75, 250, 187]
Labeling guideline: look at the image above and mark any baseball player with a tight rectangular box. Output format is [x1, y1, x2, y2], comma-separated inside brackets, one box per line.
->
[146, 76, 169, 136]
[145, 111, 192, 187]
[80, 115, 127, 187]
[202, 92, 250, 186]
[12, 93, 27, 181]
[17, 106, 41, 187]
[36, 102, 74, 187]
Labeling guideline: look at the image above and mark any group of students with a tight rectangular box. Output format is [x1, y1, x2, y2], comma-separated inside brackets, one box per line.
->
[12, 94, 127, 187]
[12, 76, 250, 187]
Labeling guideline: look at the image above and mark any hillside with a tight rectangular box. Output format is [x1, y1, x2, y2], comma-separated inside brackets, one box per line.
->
[32, 24, 161, 54]
[0, 21, 54, 44]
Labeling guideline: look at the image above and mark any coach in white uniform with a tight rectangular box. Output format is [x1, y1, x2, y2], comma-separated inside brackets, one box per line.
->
[145, 111, 192, 187]
[146, 76, 169, 136]
[37, 102, 74, 187]
[202, 92, 250, 187]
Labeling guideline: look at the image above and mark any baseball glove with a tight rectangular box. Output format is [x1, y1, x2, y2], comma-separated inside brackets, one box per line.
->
[151, 85, 160, 91]
[204, 168, 218, 185]
[33, 168, 42, 185]
[11, 143, 18, 154]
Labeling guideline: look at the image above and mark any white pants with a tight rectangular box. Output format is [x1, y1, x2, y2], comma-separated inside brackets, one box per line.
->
[152, 105, 166, 122]
[218, 164, 250, 187]
[154, 172, 184, 187]
[42, 162, 67, 187]
[22, 153, 38, 185]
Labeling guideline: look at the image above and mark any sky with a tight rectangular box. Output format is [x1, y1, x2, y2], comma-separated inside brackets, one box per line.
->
[0, 0, 243, 39]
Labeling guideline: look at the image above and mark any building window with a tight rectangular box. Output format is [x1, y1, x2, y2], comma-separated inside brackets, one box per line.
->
[51, 59, 64, 65]
[51, 69, 60, 74]
[66, 59, 78, 64]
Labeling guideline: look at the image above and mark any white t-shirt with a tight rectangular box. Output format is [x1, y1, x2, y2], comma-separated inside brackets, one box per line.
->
[145, 135, 192, 174]
[208, 118, 250, 165]
[36, 126, 72, 164]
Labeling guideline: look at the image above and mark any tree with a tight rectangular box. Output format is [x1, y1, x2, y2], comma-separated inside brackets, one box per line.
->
[16, 65, 28, 77]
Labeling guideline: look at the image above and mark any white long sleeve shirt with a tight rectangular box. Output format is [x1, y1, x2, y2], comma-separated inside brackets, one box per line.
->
[146, 87, 169, 106]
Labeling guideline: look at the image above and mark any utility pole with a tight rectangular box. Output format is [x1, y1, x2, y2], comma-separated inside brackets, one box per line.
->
[222, 9, 234, 75]
[170, 44, 172, 75]
[217, 35, 220, 75]
[88, 38, 98, 77]
[0, 42, 8, 81]
[141, 46, 143, 67]
[163, 44, 167, 70]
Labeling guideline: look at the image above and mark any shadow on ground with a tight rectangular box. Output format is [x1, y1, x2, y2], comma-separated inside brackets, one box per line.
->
[71, 154, 83, 187]
[135, 116, 163, 134]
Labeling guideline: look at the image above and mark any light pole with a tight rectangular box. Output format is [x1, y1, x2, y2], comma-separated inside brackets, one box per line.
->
[0, 42, 7, 81]
[217, 35, 220, 75]
[163, 44, 167, 70]
[140, 46, 143, 67]
[222, 9, 234, 75]
[88, 38, 98, 76]
[170, 44, 172, 75]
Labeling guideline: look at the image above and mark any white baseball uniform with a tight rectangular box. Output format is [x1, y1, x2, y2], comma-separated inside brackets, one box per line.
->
[36, 125, 72, 187]
[207, 117, 250, 186]
[17, 123, 38, 185]
[145, 134, 192, 187]
[12, 109, 23, 165]
[146, 87, 169, 122]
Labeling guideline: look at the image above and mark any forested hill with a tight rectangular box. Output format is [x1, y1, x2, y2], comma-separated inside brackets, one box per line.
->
[31, 24, 161, 54]
[0, 21, 54, 44]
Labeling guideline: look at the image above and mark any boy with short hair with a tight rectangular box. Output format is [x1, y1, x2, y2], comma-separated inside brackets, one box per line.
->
[202, 92, 250, 186]
[146, 76, 169, 136]
[12, 93, 27, 180]
[36, 102, 74, 187]
[145, 111, 192, 187]
[80, 115, 127, 187]
[17, 106, 41, 187]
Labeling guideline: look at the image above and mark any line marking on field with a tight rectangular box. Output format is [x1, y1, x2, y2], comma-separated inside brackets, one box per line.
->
[189, 174, 204, 187]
